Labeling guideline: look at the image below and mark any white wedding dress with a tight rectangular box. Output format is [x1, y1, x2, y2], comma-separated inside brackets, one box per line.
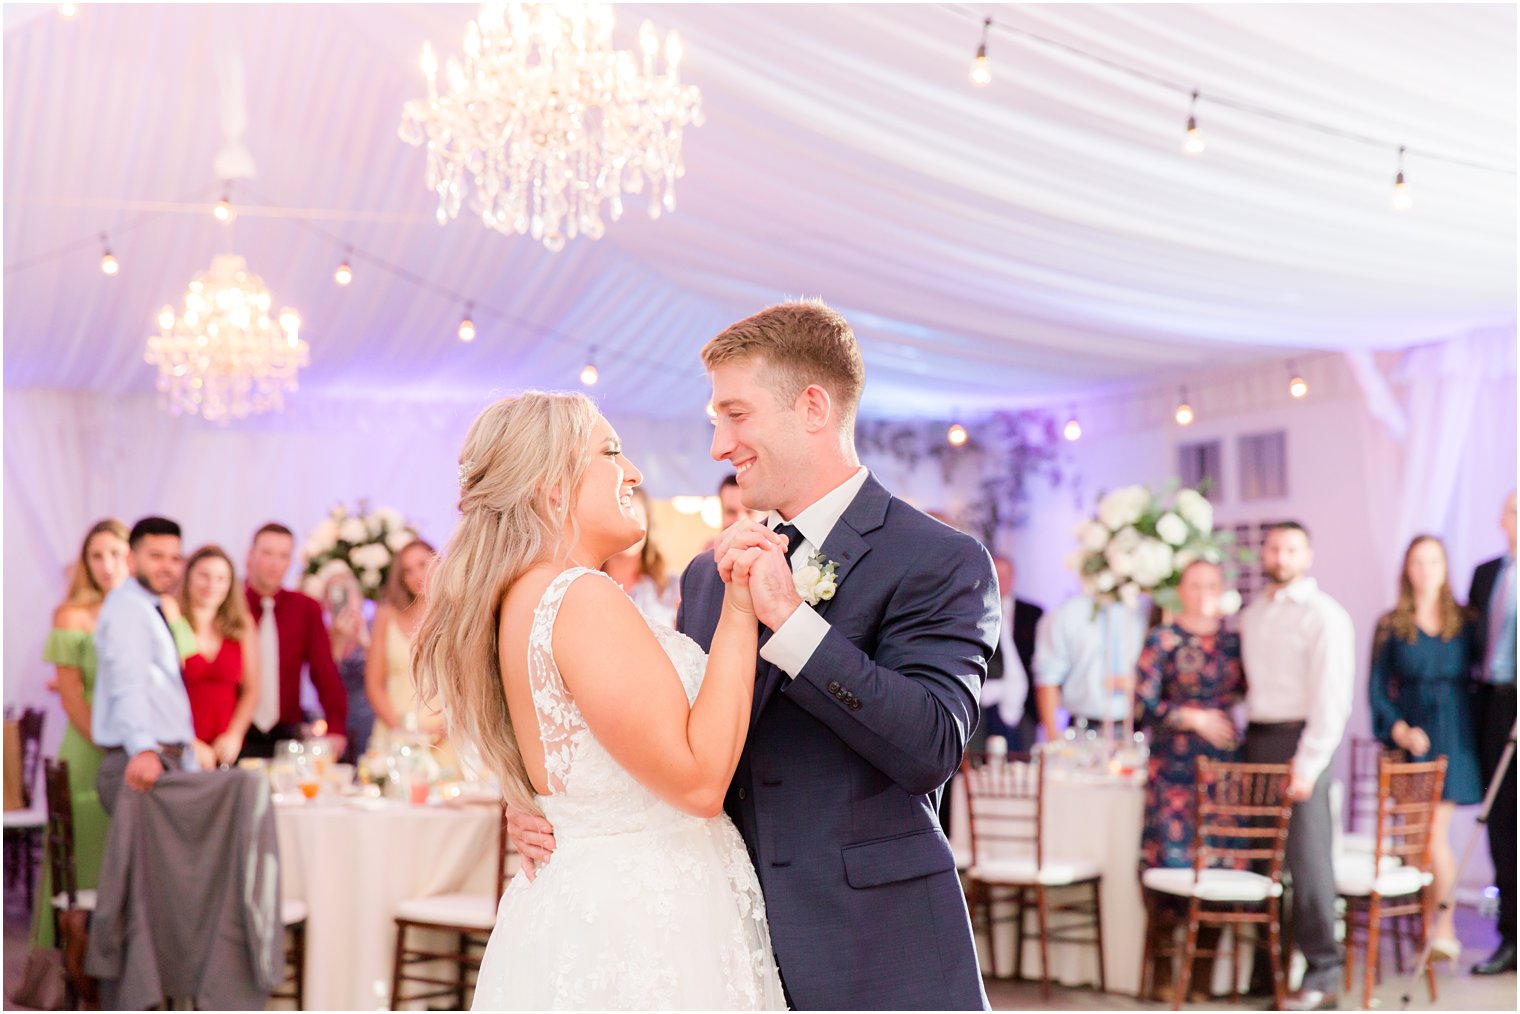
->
[472, 568, 788, 1010]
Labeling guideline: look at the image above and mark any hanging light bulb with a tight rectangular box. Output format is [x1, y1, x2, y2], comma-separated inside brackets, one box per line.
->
[59, 3, 78, 18]
[947, 422, 969, 447]
[334, 248, 353, 286]
[1392, 145, 1412, 211]
[1183, 90, 1205, 155]
[457, 302, 476, 343]
[213, 188, 235, 223]
[1063, 411, 1082, 441]
[1174, 387, 1195, 427]
[1287, 363, 1308, 399]
[98, 234, 118, 276]
[705, 401, 717, 421]
[969, 17, 992, 87]
[579, 347, 600, 386]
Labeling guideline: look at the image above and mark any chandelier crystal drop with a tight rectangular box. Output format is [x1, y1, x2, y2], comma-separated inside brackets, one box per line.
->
[144, 254, 309, 424]
[399, 2, 704, 252]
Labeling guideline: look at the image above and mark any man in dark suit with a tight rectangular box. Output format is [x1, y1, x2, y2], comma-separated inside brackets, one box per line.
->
[1469, 490, 1517, 976]
[980, 556, 1044, 753]
[683, 301, 998, 1010]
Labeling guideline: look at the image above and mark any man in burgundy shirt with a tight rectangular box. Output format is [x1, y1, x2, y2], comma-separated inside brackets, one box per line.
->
[239, 523, 348, 758]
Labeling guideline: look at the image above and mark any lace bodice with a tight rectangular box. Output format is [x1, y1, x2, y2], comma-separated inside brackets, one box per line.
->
[528, 567, 711, 838]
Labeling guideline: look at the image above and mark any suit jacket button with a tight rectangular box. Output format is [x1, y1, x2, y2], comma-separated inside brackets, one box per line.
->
[737, 787, 748, 801]
[849, 700, 862, 711]
[827, 681, 842, 694]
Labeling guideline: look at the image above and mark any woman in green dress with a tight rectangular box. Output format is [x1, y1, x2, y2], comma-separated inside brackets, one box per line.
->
[31, 519, 195, 948]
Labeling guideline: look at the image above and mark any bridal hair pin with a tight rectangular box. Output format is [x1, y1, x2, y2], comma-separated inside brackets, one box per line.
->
[458, 460, 475, 488]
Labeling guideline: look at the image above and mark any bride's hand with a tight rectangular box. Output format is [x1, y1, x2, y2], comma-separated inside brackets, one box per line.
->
[715, 521, 787, 586]
[720, 545, 764, 615]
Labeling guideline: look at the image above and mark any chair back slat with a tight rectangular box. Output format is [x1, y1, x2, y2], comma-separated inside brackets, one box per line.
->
[18, 708, 46, 809]
[961, 751, 1042, 869]
[1372, 757, 1446, 875]
[1347, 736, 1400, 834]
[494, 802, 512, 897]
[1191, 759, 1293, 879]
[43, 757, 78, 907]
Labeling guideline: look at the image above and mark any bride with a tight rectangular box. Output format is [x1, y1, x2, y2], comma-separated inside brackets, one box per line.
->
[413, 391, 788, 1010]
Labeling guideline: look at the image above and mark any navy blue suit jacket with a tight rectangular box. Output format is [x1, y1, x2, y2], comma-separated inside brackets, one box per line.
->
[676, 475, 999, 1010]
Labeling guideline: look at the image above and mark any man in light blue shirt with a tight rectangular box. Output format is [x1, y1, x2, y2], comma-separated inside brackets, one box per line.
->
[1032, 593, 1148, 742]
[93, 516, 203, 813]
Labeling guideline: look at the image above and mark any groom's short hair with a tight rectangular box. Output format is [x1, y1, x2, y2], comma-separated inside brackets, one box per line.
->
[701, 300, 865, 428]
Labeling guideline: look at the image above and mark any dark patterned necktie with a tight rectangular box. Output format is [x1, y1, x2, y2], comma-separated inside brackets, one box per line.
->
[773, 523, 806, 561]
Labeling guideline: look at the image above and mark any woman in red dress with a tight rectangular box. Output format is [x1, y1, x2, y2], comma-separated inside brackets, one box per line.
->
[177, 545, 260, 765]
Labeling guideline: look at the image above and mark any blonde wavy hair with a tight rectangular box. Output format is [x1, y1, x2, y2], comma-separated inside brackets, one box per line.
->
[412, 391, 602, 814]
[62, 518, 130, 609]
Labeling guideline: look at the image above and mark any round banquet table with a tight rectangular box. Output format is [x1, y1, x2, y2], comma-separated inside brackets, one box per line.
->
[950, 767, 1148, 995]
[274, 797, 502, 1011]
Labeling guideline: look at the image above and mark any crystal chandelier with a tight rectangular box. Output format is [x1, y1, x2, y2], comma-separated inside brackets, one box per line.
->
[399, 3, 703, 252]
[145, 254, 309, 424]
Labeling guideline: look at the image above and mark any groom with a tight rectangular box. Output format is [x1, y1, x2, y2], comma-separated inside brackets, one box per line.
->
[516, 301, 999, 1009]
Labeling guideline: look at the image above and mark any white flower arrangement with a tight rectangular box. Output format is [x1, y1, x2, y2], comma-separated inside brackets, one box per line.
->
[300, 502, 419, 601]
[1067, 483, 1243, 615]
[793, 552, 840, 606]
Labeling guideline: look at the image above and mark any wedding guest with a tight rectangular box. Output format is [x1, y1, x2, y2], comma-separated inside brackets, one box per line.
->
[240, 523, 348, 758]
[320, 566, 373, 762]
[1468, 489, 1517, 976]
[1135, 560, 1245, 999]
[703, 473, 762, 551]
[31, 520, 130, 948]
[1239, 521, 1355, 1011]
[1369, 534, 1481, 960]
[93, 517, 210, 814]
[177, 546, 261, 766]
[367, 539, 452, 767]
[1033, 592, 1147, 742]
[602, 487, 678, 627]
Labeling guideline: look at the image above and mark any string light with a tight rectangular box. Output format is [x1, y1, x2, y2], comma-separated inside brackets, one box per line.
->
[579, 347, 600, 386]
[213, 188, 235, 224]
[457, 302, 476, 343]
[1392, 145, 1412, 211]
[1287, 363, 1308, 399]
[334, 247, 353, 286]
[947, 422, 969, 446]
[969, 17, 992, 87]
[59, 3, 78, 18]
[705, 401, 717, 421]
[1063, 410, 1082, 441]
[1174, 387, 1195, 426]
[1183, 90, 1205, 155]
[98, 233, 118, 276]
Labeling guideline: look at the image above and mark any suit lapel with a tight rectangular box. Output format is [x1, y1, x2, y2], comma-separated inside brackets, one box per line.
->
[749, 475, 893, 729]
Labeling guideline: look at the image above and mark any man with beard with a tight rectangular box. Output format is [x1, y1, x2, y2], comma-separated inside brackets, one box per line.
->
[1238, 521, 1355, 1011]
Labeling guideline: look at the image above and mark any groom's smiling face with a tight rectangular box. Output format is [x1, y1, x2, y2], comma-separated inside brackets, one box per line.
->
[708, 357, 808, 518]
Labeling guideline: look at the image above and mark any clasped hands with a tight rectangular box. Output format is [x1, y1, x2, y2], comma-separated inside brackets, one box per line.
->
[713, 519, 803, 631]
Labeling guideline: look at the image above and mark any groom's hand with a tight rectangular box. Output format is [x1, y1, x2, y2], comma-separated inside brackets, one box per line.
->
[505, 805, 557, 881]
[714, 520, 786, 584]
[747, 546, 803, 631]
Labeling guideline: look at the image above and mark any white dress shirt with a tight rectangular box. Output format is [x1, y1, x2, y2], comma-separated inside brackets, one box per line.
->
[758, 467, 871, 678]
[1031, 595, 1147, 722]
[1238, 576, 1356, 783]
[979, 597, 1028, 723]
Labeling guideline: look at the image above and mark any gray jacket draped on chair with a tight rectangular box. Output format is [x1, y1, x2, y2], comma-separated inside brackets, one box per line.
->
[86, 768, 283, 1010]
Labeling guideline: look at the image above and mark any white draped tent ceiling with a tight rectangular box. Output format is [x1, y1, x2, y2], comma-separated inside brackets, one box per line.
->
[3, 3, 1515, 423]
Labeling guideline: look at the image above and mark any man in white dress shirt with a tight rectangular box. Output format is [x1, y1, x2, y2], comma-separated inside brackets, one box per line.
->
[1238, 521, 1355, 1011]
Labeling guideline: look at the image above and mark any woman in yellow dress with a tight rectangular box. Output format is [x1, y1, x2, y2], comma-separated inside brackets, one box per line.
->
[365, 538, 455, 772]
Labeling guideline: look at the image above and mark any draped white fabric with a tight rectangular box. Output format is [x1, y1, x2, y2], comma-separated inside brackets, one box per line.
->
[3, 4, 1514, 422]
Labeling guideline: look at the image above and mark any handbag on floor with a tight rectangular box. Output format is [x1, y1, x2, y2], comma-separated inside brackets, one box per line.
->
[10, 947, 66, 1010]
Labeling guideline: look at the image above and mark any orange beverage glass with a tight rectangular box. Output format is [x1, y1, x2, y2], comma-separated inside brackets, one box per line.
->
[299, 780, 320, 801]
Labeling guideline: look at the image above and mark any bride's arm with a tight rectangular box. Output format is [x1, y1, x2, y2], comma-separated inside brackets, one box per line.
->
[554, 561, 759, 819]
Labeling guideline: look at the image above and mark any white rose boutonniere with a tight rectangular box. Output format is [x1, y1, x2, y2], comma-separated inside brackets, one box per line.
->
[793, 552, 840, 606]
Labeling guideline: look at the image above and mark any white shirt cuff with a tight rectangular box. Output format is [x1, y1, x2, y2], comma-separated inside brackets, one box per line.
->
[759, 604, 830, 679]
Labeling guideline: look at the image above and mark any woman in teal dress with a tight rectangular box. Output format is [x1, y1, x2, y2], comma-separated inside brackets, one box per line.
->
[1369, 534, 1482, 962]
[32, 519, 195, 948]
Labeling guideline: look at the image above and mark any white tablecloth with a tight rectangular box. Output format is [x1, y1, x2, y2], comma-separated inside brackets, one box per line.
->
[950, 769, 1147, 995]
[275, 798, 501, 1011]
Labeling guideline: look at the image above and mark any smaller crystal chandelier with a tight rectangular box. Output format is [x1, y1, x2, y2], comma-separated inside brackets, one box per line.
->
[399, 3, 703, 251]
[145, 254, 309, 424]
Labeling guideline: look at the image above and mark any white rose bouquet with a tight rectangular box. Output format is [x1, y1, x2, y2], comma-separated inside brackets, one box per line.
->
[301, 502, 419, 601]
[1066, 483, 1241, 615]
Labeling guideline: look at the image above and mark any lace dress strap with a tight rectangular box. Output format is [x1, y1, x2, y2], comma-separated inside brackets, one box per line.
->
[526, 567, 614, 795]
